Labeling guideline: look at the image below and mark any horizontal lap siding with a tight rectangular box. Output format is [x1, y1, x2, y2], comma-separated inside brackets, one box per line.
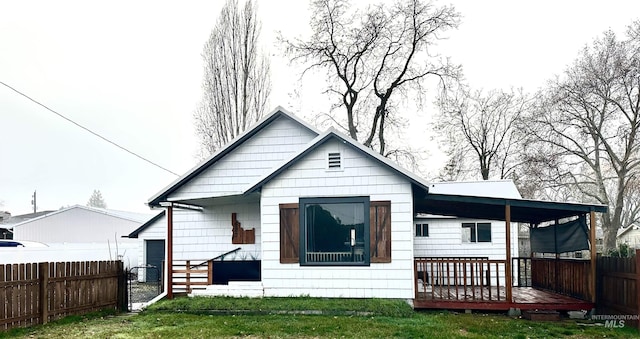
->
[172, 201, 261, 260]
[171, 117, 317, 200]
[413, 218, 516, 259]
[261, 139, 414, 299]
[133, 216, 166, 274]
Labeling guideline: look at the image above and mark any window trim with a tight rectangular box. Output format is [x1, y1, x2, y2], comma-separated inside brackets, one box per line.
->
[299, 196, 370, 266]
[462, 222, 492, 243]
[415, 223, 429, 237]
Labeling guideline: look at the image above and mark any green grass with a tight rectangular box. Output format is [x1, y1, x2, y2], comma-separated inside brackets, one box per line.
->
[1, 297, 638, 338]
[146, 296, 415, 317]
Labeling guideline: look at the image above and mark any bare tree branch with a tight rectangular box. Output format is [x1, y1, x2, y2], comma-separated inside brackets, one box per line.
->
[280, 0, 460, 160]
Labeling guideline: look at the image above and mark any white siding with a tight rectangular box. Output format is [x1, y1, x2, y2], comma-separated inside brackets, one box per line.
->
[171, 201, 261, 261]
[618, 227, 640, 249]
[12, 207, 139, 244]
[260, 139, 415, 299]
[170, 116, 317, 200]
[133, 215, 166, 277]
[413, 217, 519, 285]
[413, 218, 519, 260]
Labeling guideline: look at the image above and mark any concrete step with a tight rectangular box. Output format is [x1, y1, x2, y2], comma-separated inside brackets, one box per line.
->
[190, 281, 264, 298]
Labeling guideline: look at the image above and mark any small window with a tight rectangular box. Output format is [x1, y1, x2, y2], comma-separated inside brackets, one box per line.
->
[462, 222, 491, 243]
[327, 152, 342, 169]
[415, 223, 429, 237]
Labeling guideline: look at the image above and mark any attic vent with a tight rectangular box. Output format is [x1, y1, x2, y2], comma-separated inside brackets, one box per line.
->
[328, 152, 342, 169]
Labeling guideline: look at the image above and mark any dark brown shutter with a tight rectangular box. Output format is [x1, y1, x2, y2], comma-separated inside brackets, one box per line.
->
[279, 203, 299, 263]
[370, 201, 391, 263]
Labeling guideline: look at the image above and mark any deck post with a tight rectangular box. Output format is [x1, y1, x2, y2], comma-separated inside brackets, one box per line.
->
[589, 211, 596, 303]
[167, 204, 174, 299]
[554, 219, 559, 292]
[505, 204, 512, 303]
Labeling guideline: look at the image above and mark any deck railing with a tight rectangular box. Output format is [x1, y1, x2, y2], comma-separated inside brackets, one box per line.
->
[512, 257, 532, 287]
[531, 257, 591, 301]
[414, 257, 507, 302]
[171, 260, 211, 294]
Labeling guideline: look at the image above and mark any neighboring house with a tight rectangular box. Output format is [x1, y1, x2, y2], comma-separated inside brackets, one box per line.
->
[2, 210, 56, 240]
[617, 224, 640, 249]
[0, 211, 11, 239]
[146, 107, 607, 310]
[11, 205, 154, 244]
[7, 205, 162, 267]
[0, 211, 10, 222]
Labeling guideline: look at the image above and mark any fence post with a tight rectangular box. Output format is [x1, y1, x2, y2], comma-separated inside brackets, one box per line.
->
[39, 262, 49, 325]
[117, 261, 128, 312]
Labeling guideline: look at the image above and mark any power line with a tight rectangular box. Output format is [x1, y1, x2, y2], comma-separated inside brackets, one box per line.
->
[1, 80, 180, 176]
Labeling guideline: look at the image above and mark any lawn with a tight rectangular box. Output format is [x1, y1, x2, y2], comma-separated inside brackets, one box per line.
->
[1, 297, 637, 338]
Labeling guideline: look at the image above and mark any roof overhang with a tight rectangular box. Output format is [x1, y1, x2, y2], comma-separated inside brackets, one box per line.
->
[126, 211, 166, 238]
[415, 193, 608, 224]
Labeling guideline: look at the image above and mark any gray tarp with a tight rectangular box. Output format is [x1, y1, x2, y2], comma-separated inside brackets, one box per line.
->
[530, 216, 590, 253]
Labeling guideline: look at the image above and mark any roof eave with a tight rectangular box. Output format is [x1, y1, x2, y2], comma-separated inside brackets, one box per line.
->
[126, 211, 166, 238]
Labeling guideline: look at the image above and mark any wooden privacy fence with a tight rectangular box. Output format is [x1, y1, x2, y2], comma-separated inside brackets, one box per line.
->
[530, 257, 591, 301]
[0, 260, 126, 331]
[596, 250, 640, 328]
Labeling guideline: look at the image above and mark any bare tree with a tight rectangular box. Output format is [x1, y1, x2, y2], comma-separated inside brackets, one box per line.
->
[435, 85, 529, 181]
[194, 0, 271, 157]
[526, 25, 640, 252]
[87, 189, 107, 209]
[281, 0, 460, 162]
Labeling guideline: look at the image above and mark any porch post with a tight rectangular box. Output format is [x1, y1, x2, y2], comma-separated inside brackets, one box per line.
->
[589, 210, 596, 303]
[505, 204, 512, 303]
[167, 204, 174, 299]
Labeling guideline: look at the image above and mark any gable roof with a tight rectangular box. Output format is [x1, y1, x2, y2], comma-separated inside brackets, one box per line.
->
[244, 127, 432, 194]
[617, 224, 639, 238]
[148, 107, 320, 207]
[10, 205, 153, 229]
[126, 210, 165, 238]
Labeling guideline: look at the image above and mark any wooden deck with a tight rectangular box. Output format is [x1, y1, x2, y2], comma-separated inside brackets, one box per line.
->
[414, 286, 594, 310]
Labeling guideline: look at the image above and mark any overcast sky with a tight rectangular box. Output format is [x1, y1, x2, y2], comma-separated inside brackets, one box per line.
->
[1, 0, 639, 216]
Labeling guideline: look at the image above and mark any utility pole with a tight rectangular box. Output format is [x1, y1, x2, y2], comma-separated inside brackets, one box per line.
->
[31, 190, 36, 213]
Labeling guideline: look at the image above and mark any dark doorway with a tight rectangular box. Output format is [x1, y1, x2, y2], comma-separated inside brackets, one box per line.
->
[146, 240, 165, 282]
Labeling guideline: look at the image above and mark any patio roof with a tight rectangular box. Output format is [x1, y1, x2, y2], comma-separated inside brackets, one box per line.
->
[414, 192, 608, 224]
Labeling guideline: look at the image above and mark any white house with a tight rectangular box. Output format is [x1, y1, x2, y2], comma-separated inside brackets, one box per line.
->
[146, 107, 606, 309]
[617, 224, 640, 249]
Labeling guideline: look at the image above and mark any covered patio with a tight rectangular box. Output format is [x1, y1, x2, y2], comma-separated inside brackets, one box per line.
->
[413, 192, 607, 310]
